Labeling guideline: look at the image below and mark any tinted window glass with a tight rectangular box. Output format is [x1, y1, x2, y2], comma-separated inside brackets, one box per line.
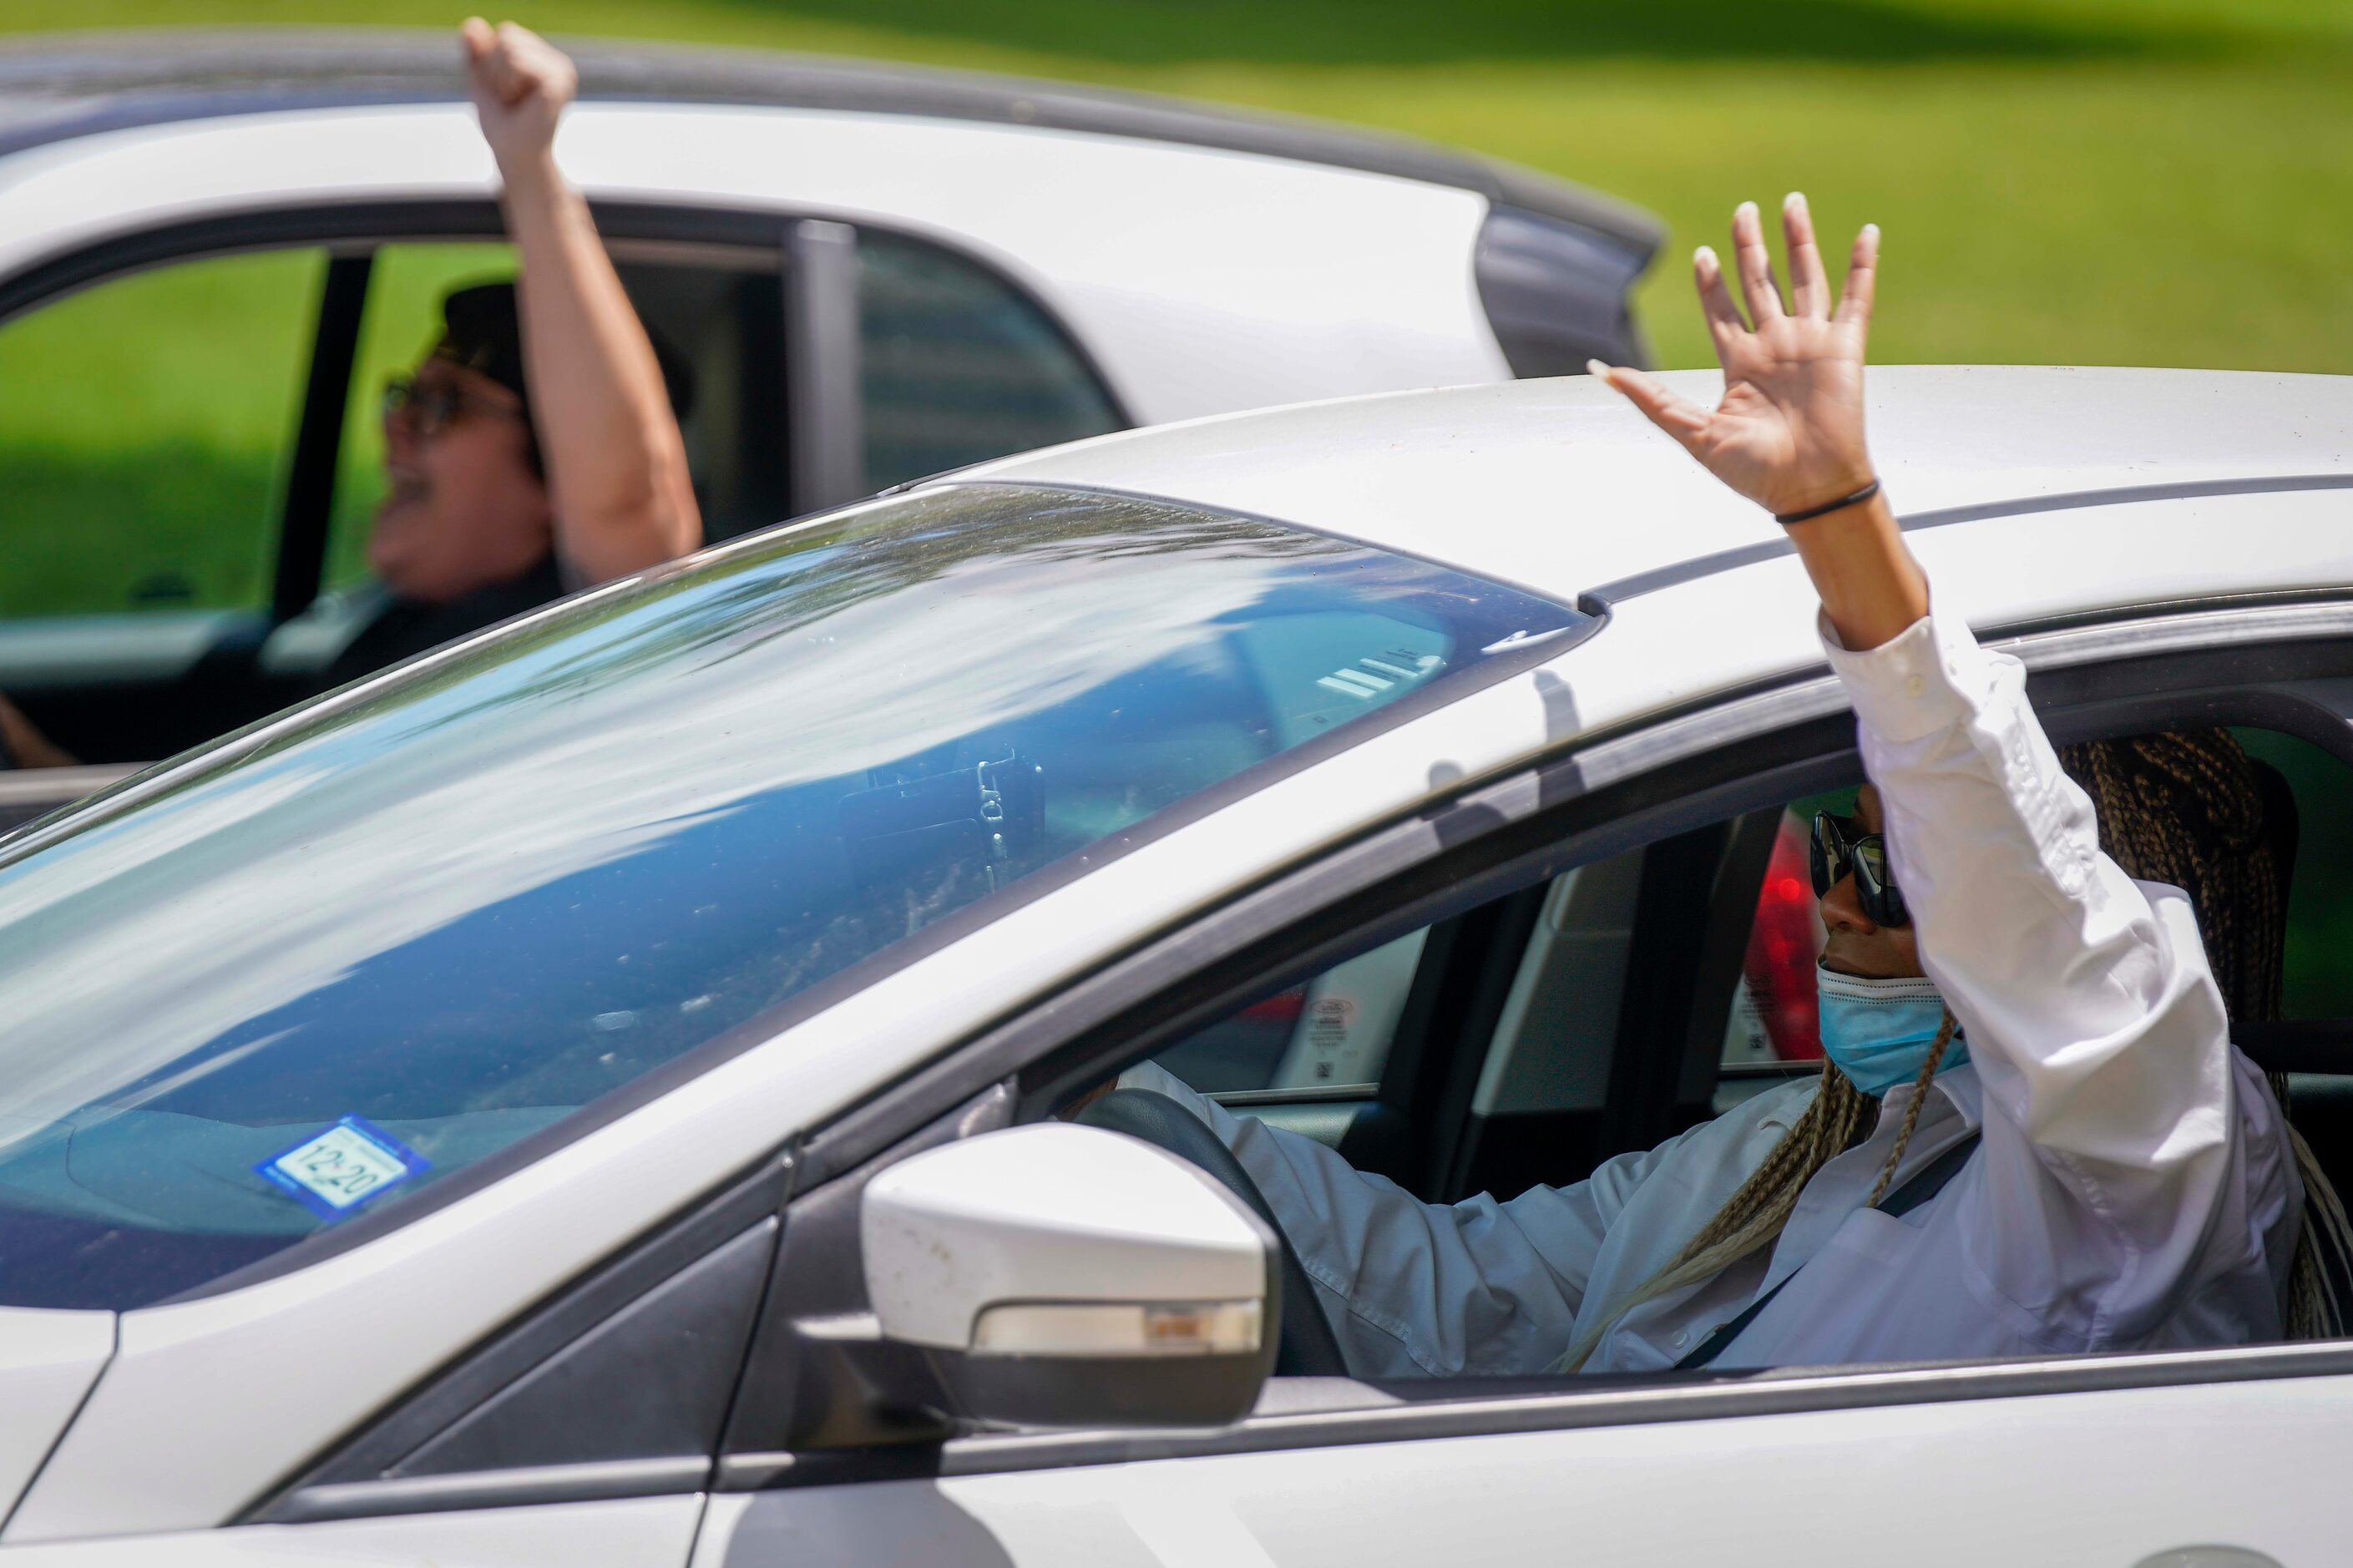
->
[322, 242, 787, 590]
[0, 249, 317, 618]
[859, 233, 1121, 489]
[1154, 928, 1429, 1095]
[0, 485, 1586, 1308]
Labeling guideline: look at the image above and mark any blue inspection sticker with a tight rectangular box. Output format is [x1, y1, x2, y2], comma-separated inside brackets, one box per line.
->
[255, 1115, 428, 1222]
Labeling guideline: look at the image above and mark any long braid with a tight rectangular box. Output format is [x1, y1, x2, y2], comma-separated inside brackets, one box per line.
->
[2057, 731, 2283, 1021]
[2057, 729, 2330, 1340]
[1865, 1010, 1958, 1207]
[1565, 727, 2318, 1375]
[1559, 1011, 1956, 1373]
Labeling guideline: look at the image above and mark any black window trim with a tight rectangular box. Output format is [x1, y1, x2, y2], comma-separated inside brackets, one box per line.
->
[706, 594, 2353, 1491]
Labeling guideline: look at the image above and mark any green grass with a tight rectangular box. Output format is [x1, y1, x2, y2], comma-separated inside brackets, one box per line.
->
[2, 0, 2348, 374]
[0, 248, 315, 616]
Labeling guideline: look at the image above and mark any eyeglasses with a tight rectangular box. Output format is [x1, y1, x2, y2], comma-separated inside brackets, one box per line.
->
[382, 373, 523, 439]
[1809, 811, 1910, 928]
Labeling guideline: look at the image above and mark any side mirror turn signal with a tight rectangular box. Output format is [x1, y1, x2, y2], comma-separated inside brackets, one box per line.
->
[860, 1121, 1279, 1429]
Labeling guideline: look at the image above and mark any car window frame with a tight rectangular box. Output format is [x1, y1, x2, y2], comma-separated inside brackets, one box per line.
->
[0, 199, 1136, 596]
[702, 595, 2353, 1500]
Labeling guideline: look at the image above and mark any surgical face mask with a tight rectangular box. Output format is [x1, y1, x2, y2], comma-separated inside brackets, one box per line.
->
[1814, 969, 1967, 1097]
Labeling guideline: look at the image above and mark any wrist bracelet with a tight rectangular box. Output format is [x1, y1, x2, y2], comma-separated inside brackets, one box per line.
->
[1774, 478, 1880, 526]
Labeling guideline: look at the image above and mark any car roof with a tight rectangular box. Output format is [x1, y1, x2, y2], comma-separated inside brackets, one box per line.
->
[951, 365, 2353, 610]
[0, 28, 1660, 253]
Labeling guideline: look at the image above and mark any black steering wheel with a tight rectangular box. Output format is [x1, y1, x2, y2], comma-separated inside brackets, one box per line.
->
[1077, 1088, 1349, 1377]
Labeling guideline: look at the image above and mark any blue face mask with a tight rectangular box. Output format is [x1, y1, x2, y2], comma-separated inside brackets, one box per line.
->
[1814, 969, 1967, 1097]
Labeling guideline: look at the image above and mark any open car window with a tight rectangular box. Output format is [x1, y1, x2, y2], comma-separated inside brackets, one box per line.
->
[0, 483, 1587, 1310]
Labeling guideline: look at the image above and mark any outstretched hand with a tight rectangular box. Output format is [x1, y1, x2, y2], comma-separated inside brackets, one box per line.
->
[1593, 195, 1879, 520]
[461, 18, 577, 174]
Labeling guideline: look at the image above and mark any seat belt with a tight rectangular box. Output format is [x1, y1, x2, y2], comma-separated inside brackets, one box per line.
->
[1672, 1130, 1983, 1372]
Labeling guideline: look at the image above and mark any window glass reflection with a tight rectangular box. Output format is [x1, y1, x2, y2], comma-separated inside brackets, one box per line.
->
[0, 485, 1586, 1308]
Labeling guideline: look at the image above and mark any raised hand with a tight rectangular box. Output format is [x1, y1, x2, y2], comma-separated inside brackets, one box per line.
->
[461, 17, 577, 175]
[1593, 195, 1879, 520]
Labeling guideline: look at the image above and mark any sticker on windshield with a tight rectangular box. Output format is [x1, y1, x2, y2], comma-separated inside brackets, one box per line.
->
[256, 1116, 428, 1220]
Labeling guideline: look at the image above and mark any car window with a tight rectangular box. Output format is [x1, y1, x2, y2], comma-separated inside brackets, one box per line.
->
[858, 231, 1122, 491]
[1151, 927, 1430, 1095]
[323, 243, 520, 592]
[0, 249, 320, 619]
[322, 240, 788, 589]
[2235, 727, 2353, 1017]
[0, 484, 1587, 1309]
[1718, 736, 2353, 1108]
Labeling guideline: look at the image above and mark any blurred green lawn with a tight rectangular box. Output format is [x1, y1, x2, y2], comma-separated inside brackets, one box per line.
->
[7, 0, 2348, 612]
[3, 0, 2349, 372]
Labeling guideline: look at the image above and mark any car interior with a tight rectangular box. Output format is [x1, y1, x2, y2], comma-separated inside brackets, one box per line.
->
[1085, 721, 2353, 1383]
[0, 211, 1122, 818]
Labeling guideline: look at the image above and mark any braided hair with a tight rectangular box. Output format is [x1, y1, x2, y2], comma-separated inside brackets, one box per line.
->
[2057, 730, 2284, 1022]
[1560, 726, 2320, 1373]
[2059, 728, 2335, 1340]
[1556, 1016, 1954, 1373]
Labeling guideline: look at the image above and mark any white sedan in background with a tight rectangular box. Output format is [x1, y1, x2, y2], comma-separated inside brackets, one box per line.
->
[0, 28, 1661, 824]
[0, 367, 2349, 1566]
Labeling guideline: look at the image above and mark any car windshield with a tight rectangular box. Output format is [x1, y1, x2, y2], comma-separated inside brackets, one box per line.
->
[0, 483, 1588, 1309]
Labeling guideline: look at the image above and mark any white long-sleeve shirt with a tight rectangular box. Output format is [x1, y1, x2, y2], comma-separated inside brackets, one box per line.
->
[1124, 611, 2301, 1376]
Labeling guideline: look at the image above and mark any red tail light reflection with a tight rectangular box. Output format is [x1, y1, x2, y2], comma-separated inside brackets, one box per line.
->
[1743, 814, 1824, 1060]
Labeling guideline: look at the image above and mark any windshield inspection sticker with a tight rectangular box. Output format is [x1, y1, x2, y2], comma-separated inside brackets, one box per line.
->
[256, 1116, 428, 1220]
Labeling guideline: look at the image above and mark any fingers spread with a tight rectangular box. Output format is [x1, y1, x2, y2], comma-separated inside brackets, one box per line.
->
[1834, 223, 1880, 329]
[1731, 200, 1785, 324]
[1693, 245, 1747, 354]
[1591, 362, 1711, 448]
[1782, 192, 1830, 319]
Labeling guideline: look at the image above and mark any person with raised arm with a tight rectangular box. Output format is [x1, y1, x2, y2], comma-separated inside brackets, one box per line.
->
[1093, 195, 2309, 1375]
[0, 20, 701, 768]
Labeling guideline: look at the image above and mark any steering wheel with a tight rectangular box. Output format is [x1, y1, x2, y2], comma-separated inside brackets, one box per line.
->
[1076, 1088, 1349, 1378]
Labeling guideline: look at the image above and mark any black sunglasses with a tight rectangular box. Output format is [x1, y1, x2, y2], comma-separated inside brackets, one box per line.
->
[1809, 811, 1910, 928]
[382, 372, 524, 440]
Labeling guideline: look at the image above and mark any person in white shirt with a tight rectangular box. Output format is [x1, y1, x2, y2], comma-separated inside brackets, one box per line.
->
[1102, 194, 2310, 1378]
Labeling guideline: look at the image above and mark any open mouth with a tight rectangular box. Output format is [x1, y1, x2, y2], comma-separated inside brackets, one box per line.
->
[381, 465, 428, 508]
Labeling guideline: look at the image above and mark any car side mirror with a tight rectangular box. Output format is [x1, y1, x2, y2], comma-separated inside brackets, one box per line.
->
[861, 1121, 1278, 1429]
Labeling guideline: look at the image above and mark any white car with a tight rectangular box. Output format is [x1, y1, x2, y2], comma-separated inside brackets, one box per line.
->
[2, 367, 2351, 1566]
[0, 29, 1660, 827]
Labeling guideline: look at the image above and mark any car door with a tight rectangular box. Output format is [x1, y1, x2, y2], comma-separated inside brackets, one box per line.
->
[691, 597, 2353, 1568]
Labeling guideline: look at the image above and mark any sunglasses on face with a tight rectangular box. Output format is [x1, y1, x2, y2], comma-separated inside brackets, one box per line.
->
[1809, 811, 1910, 928]
[382, 373, 523, 440]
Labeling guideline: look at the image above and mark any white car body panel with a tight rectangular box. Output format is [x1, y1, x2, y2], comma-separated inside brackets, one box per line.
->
[0, 1313, 110, 1526]
[964, 366, 2353, 604]
[0, 1495, 698, 1567]
[0, 102, 1509, 424]
[3, 370, 2350, 1545]
[696, 1370, 2350, 1565]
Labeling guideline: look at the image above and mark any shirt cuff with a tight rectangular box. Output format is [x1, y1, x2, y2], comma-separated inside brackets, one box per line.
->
[1819, 609, 1991, 746]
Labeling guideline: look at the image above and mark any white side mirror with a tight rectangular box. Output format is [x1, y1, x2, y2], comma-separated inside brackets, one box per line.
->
[862, 1122, 1278, 1428]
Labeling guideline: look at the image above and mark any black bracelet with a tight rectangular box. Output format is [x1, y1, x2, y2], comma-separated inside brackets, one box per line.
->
[1774, 478, 1881, 526]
